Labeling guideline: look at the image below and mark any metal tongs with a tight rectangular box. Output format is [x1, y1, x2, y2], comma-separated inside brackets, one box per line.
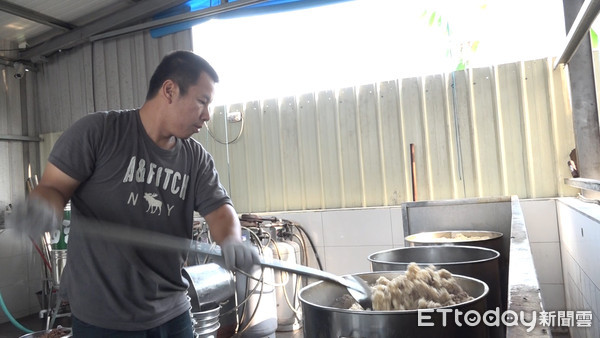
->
[78, 219, 373, 309]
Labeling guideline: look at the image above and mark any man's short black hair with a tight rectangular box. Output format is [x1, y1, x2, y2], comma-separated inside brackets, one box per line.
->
[146, 50, 219, 101]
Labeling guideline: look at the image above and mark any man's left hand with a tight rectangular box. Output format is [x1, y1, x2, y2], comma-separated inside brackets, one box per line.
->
[220, 236, 260, 273]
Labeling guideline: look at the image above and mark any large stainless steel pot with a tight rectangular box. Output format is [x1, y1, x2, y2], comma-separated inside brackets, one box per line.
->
[299, 271, 489, 338]
[368, 245, 503, 338]
[404, 230, 507, 312]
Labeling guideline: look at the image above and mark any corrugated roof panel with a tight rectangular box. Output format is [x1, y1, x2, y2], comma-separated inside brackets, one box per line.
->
[5, 0, 127, 23]
[0, 11, 50, 42]
[0, 0, 134, 46]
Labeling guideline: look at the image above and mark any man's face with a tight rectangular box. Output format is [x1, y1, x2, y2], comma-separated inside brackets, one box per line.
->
[170, 71, 215, 139]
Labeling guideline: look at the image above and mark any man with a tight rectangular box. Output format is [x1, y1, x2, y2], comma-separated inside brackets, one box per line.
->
[8, 50, 259, 337]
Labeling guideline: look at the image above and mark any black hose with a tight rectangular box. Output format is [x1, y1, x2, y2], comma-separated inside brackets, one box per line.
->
[293, 223, 323, 270]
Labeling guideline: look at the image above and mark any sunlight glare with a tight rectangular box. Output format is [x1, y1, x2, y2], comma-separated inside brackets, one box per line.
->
[193, 0, 565, 104]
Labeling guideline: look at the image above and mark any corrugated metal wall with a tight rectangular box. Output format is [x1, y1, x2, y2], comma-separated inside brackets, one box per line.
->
[0, 64, 39, 211]
[36, 30, 193, 134]
[0, 30, 196, 320]
[35, 29, 193, 175]
[31, 30, 578, 214]
[0, 61, 45, 322]
[200, 58, 578, 212]
[0, 65, 21, 210]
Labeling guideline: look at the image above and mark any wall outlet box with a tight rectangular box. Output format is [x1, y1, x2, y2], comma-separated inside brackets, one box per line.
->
[227, 111, 242, 123]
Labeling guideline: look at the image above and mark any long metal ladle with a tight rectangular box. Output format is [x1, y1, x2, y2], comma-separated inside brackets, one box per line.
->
[76, 219, 373, 309]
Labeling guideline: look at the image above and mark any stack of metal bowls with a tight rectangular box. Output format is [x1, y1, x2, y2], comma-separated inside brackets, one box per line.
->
[182, 263, 235, 337]
[190, 303, 220, 338]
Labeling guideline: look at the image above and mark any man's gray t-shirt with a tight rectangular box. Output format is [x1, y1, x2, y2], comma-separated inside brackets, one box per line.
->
[50, 109, 231, 330]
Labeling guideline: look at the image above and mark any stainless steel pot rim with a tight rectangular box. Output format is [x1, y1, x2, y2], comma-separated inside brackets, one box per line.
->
[405, 230, 503, 244]
[191, 317, 220, 324]
[368, 245, 500, 266]
[191, 309, 220, 317]
[193, 302, 220, 313]
[19, 327, 72, 338]
[191, 313, 220, 319]
[299, 272, 489, 314]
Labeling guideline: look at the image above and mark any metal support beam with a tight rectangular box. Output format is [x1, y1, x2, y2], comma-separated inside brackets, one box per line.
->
[89, 0, 271, 42]
[554, 0, 600, 68]
[562, 0, 600, 199]
[564, 178, 600, 192]
[0, 135, 41, 142]
[0, 55, 37, 70]
[19, 0, 189, 60]
[0, 0, 75, 31]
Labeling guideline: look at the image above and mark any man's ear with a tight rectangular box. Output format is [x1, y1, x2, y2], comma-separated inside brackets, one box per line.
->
[162, 80, 177, 102]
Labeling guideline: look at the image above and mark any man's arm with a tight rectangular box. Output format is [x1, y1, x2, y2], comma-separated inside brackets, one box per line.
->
[31, 162, 81, 216]
[204, 203, 259, 272]
[6, 162, 80, 237]
[204, 203, 241, 244]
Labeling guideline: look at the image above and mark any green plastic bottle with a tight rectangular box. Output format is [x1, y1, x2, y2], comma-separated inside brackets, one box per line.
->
[53, 204, 70, 250]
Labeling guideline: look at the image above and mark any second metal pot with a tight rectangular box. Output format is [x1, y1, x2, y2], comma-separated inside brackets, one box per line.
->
[368, 245, 503, 338]
[404, 230, 507, 312]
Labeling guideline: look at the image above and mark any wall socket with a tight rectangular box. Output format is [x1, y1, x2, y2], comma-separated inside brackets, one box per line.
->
[227, 111, 242, 123]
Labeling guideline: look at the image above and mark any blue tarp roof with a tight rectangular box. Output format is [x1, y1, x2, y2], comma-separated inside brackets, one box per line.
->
[151, 0, 351, 38]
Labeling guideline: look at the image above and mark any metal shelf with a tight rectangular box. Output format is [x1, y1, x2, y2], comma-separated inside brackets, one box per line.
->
[564, 177, 600, 192]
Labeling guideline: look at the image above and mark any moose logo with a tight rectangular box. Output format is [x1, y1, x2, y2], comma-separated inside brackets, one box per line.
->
[143, 192, 163, 215]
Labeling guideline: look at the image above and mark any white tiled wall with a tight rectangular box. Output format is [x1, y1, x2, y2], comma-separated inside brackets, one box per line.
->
[321, 208, 391, 246]
[390, 208, 405, 246]
[266, 206, 404, 276]
[266, 210, 326, 272]
[557, 198, 600, 338]
[520, 198, 566, 312]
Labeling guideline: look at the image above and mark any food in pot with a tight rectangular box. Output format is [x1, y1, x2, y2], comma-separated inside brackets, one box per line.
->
[39, 327, 70, 338]
[431, 233, 491, 241]
[338, 263, 473, 311]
